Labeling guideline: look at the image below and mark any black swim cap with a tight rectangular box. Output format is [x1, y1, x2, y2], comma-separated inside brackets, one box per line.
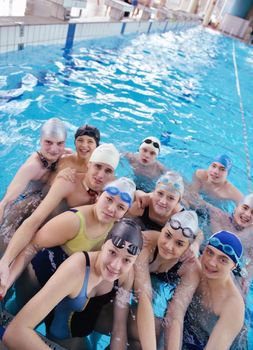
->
[105, 218, 143, 252]
[74, 124, 100, 146]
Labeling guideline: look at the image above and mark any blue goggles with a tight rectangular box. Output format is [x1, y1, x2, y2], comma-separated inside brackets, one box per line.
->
[208, 237, 240, 265]
[105, 186, 132, 207]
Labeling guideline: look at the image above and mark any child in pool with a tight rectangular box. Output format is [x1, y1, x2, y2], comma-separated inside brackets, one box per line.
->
[0, 177, 136, 303]
[166, 231, 246, 350]
[128, 210, 200, 349]
[125, 136, 166, 191]
[3, 219, 143, 350]
[187, 154, 243, 205]
[0, 118, 67, 224]
[0, 143, 119, 259]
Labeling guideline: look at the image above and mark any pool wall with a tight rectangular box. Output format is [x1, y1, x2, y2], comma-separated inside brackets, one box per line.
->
[0, 15, 200, 55]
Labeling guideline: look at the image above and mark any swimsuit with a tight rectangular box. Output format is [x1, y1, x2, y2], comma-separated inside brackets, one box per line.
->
[183, 293, 248, 350]
[136, 206, 164, 231]
[46, 251, 118, 339]
[31, 209, 112, 287]
[149, 247, 182, 318]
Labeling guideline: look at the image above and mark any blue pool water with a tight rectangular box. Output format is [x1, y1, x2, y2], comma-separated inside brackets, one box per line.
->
[0, 26, 253, 348]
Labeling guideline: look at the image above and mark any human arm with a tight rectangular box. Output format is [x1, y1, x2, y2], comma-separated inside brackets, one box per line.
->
[134, 248, 157, 350]
[0, 177, 73, 266]
[204, 295, 245, 350]
[164, 261, 201, 350]
[110, 270, 134, 350]
[1, 210, 80, 296]
[0, 158, 41, 222]
[2, 252, 86, 350]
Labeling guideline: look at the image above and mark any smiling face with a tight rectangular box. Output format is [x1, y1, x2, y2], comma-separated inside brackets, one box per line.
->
[100, 240, 137, 281]
[207, 162, 228, 184]
[86, 162, 114, 192]
[95, 192, 129, 224]
[233, 203, 253, 228]
[151, 185, 180, 217]
[201, 245, 235, 279]
[139, 145, 157, 165]
[75, 135, 97, 161]
[157, 224, 190, 260]
[40, 136, 65, 162]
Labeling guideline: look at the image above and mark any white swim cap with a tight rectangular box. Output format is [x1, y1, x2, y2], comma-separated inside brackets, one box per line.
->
[41, 118, 67, 140]
[168, 210, 199, 242]
[240, 193, 253, 209]
[104, 177, 136, 207]
[89, 143, 120, 170]
[139, 136, 161, 155]
[156, 171, 184, 197]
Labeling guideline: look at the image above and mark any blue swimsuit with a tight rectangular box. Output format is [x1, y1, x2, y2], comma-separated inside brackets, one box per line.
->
[48, 251, 90, 339]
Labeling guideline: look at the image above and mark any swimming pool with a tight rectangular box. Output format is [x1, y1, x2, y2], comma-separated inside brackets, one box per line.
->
[0, 25, 253, 348]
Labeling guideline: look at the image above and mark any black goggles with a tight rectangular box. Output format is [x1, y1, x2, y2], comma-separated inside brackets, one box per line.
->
[144, 139, 160, 150]
[169, 219, 196, 240]
[87, 188, 98, 197]
[111, 236, 141, 256]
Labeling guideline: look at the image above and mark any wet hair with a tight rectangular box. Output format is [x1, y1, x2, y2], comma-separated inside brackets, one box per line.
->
[74, 124, 100, 146]
[40, 118, 67, 140]
[105, 218, 143, 251]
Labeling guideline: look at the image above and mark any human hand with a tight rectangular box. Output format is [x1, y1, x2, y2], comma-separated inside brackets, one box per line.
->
[56, 167, 76, 183]
[0, 262, 11, 298]
[135, 190, 150, 209]
[63, 147, 73, 155]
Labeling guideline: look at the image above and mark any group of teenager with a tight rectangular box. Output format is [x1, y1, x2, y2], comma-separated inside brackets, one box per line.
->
[0, 117, 252, 349]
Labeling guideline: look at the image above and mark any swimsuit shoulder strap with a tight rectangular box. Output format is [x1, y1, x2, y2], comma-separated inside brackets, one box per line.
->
[149, 246, 159, 265]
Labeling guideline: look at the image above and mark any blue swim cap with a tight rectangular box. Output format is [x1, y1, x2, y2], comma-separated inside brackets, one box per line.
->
[212, 154, 232, 174]
[208, 231, 243, 265]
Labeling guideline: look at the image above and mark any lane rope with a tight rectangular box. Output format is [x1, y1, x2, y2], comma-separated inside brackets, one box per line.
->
[232, 42, 252, 193]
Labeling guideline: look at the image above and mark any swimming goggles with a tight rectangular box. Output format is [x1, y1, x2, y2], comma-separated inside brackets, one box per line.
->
[105, 186, 132, 207]
[111, 236, 140, 256]
[169, 219, 196, 240]
[87, 188, 98, 197]
[208, 237, 240, 264]
[143, 139, 160, 151]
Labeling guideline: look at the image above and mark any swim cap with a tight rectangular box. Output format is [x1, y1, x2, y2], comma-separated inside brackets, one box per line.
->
[139, 136, 161, 155]
[156, 171, 184, 197]
[75, 124, 100, 146]
[104, 177, 136, 207]
[105, 218, 143, 254]
[208, 231, 243, 265]
[40, 118, 67, 140]
[89, 143, 120, 170]
[240, 193, 253, 209]
[212, 154, 232, 174]
[168, 210, 199, 242]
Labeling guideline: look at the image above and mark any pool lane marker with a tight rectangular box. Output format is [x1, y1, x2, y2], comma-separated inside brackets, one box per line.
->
[65, 23, 76, 50]
[232, 43, 252, 192]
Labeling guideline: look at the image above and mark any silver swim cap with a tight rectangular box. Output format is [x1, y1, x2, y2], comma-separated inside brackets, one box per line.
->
[41, 118, 67, 140]
[168, 210, 199, 242]
[240, 193, 253, 209]
[156, 171, 184, 197]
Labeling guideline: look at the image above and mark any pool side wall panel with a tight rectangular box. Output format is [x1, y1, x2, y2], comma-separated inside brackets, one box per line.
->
[0, 18, 200, 54]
